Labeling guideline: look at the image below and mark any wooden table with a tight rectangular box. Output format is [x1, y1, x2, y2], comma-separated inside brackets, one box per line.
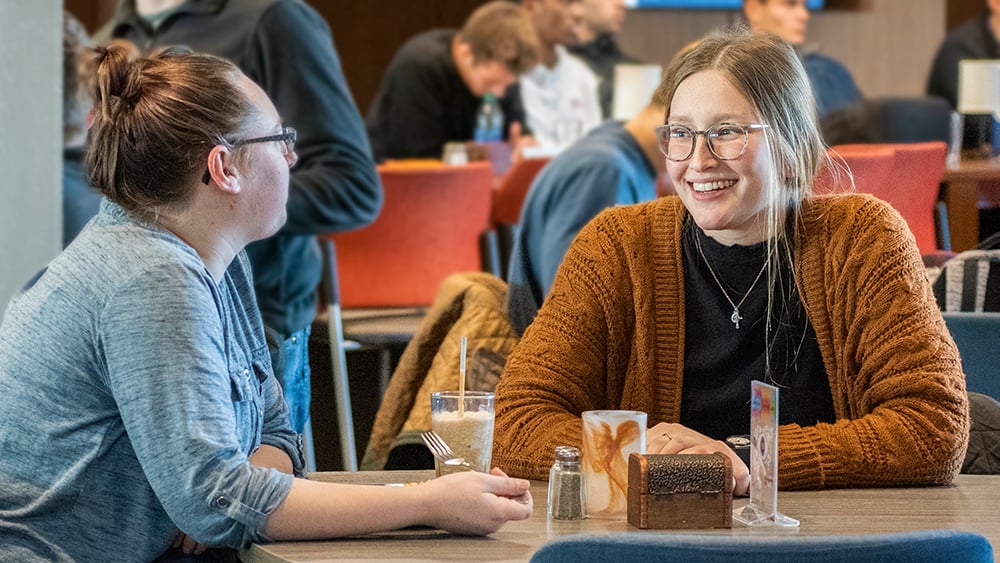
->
[941, 158, 1000, 251]
[241, 471, 1000, 563]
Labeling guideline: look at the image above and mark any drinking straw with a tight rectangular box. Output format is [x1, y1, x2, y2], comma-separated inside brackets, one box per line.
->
[458, 336, 467, 417]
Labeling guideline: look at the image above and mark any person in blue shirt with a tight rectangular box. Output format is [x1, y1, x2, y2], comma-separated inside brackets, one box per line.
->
[507, 99, 664, 335]
[0, 43, 530, 562]
[743, 0, 864, 118]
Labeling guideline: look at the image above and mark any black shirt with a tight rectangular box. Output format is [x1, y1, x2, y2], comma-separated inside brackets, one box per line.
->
[680, 221, 835, 440]
[366, 29, 480, 161]
[926, 15, 1000, 150]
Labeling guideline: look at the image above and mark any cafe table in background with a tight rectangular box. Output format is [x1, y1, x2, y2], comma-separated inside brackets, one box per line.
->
[941, 157, 1000, 252]
[240, 471, 999, 563]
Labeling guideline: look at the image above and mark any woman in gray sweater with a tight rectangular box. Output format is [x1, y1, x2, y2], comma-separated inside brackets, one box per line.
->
[0, 43, 530, 562]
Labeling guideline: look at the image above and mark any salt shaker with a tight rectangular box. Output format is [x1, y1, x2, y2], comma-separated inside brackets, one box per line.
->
[547, 445, 586, 520]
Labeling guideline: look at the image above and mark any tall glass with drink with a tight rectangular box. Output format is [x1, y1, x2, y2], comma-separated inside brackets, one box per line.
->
[430, 391, 495, 476]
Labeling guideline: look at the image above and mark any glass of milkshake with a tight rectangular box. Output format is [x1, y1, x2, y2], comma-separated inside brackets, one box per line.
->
[430, 391, 495, 476]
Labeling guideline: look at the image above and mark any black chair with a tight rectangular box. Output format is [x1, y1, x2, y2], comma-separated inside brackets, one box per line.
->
[821, 96, 952, 145]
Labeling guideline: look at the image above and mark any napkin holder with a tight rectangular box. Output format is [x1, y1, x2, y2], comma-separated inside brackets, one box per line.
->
[627, 452, 733, 529]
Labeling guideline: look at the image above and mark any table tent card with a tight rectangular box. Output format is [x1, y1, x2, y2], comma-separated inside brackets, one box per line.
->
[734, 381, 799, 527]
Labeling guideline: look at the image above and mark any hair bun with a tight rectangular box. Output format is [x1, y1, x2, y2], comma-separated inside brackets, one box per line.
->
[94, 40, 143, 116]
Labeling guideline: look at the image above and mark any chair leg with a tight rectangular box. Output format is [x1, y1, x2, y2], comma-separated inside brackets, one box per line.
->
[327, 303, 358, 471]
[936, 200, 952, 251]
[301, 418, 317, 473]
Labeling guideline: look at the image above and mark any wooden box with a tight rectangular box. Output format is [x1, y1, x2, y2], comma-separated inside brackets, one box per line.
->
[627, 452, 733, 529]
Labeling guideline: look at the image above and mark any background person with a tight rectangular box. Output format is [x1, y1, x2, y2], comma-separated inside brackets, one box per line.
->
[742, 0, 863, 118]
[502, 0, 603, 150]
[62, 11, 101, 248]
[0, 44, 531, 562]
[366, 0, 540, 161]
[506, 98, 663, 335]
[103, 0, 383, 438]
[568, 0, 639, 118]
[926, 0, 1000, 151]
[493, 28, 968, 495]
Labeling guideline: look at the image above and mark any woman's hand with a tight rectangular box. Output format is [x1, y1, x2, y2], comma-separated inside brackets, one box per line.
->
[419, 467, 533, 535]
[171, 531, 209, 556]
[646, 422, 751, 496]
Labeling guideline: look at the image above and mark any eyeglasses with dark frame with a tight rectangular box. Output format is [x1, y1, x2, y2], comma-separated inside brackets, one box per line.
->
[655, 123, 768, 162]
[201, 127, 297, 184]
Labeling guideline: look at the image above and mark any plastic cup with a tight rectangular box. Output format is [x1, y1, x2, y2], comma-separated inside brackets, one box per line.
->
[430, 391, 495, 476]
[581, 410, 647, 516]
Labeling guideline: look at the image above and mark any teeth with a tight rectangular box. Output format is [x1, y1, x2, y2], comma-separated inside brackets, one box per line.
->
[691, 180, 734, 192]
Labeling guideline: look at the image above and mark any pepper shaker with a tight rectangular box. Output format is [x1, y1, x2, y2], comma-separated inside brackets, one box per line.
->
[547, 445, 586, 520]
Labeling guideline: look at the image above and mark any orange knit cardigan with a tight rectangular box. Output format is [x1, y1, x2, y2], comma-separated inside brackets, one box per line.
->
[494, 194, 969, 489]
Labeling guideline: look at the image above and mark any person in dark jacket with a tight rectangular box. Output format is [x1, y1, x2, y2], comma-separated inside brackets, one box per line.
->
[366, 1, 540, 161]
[926, 1, 1000, 151]
[101, 0, 383, 440]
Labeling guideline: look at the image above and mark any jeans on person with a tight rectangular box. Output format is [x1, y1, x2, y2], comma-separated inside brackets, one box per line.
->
[274, 326, 311, 434]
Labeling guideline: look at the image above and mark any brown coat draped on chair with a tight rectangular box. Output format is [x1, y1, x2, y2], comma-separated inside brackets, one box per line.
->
[360, 272, 519, 470]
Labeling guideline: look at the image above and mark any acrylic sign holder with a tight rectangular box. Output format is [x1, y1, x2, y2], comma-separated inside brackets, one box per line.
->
[734, 381, 799, 528]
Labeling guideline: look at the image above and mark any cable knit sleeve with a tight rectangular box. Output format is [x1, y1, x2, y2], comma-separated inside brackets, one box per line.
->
[782, 194, 969, 489]
[494, 205, 650, 480]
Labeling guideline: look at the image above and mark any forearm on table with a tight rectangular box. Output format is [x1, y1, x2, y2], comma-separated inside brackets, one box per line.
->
[261, 479, 426, 539]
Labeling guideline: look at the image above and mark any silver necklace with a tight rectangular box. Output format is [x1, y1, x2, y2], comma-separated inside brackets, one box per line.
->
[694, 231, 767, 330]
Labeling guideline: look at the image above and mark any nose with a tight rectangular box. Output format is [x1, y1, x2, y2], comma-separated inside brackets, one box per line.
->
[688, 134, 717, 170]
[286, 149, 298, 169]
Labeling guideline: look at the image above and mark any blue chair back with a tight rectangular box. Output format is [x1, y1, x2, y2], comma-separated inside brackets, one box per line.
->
[529, 530, 993, 563]
[942, 312, 1000, 401]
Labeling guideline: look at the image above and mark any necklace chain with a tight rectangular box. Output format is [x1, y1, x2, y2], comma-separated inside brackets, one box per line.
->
[694, 231, 767, 330]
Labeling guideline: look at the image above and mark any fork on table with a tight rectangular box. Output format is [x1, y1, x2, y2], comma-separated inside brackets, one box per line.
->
[421, 430, 473, 470]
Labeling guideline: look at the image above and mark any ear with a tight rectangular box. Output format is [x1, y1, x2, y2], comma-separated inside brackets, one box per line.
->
[205, 145, 241, 194]
[454, 40, 473, 66]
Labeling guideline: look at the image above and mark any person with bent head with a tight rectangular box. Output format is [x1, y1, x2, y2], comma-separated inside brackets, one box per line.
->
[0, 44, 531, 562]
[493, 28, 969, 495]
[367, 0, 540, 161]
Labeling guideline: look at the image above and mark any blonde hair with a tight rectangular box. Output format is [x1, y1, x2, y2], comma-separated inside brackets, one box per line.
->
[657, 27, 831, 380]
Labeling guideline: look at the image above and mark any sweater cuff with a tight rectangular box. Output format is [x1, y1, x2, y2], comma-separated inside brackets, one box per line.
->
[777, 425, 841, 490]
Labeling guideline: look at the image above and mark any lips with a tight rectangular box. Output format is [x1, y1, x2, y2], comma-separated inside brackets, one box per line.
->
[690, 179, 736, 193]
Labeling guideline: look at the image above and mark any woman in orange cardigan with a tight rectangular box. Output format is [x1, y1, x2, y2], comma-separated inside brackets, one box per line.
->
[493, 28, 969, 495]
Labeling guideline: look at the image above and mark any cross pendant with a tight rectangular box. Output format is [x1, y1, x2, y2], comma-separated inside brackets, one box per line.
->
[731, 308, 742, 329]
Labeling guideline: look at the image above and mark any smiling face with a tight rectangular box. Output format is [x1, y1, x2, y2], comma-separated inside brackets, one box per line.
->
[665, 70, 773, 246]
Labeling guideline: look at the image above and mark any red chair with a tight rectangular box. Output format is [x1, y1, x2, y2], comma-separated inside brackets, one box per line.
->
[331, 161, 494, 307]
[312, 162, 495, 469]
[489, 156, 551, 279]
[818, 145, 896, 196]
[490, 156, 551, 227]
[828, 142, 948, 256]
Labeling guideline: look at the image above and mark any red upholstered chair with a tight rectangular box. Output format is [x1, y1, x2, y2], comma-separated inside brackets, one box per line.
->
[332, 161, 494, 308]
[489, 156, 550, 279]
[312, 162, 495, 469]
[490, 156, 550, 226]
[818, 145, 896, 196]
[827, 142, 948, 256]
